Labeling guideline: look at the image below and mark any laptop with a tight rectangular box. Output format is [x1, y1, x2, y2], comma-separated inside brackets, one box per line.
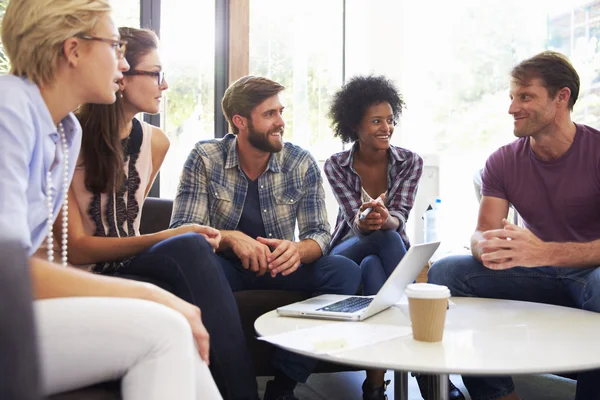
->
[277, 241, 440, 321]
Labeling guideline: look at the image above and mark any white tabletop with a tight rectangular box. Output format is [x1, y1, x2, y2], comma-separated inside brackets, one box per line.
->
[255, 297, 600, 375]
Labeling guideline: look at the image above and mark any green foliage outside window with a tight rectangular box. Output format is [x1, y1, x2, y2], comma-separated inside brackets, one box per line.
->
[0, 0, 9, 75]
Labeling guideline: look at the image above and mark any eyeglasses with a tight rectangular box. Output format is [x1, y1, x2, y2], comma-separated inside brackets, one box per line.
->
[76, 35, 127, 59]
[123, 70, 166, 86]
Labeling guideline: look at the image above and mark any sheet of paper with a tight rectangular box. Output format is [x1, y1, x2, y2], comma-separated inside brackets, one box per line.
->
[258, 323, 411, 355]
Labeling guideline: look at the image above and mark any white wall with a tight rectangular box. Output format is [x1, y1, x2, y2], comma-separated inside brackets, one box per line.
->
[407, 154, 440, 245]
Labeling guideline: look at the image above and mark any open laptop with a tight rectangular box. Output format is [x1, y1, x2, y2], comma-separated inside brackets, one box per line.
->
[277, 242, 440, 321]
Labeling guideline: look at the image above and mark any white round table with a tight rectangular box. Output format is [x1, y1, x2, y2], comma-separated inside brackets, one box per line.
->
[254, 297, 600, 400]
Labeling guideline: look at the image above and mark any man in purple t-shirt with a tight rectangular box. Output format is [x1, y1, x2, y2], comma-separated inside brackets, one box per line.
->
[429, 51, 600, 400]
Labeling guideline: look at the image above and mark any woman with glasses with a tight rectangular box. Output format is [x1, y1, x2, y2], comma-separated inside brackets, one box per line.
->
[60, 27, 259, 400]
[0, 1, 222, 399]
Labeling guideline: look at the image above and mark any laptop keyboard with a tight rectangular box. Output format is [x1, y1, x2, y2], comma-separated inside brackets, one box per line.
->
[317, 297, 373, 313]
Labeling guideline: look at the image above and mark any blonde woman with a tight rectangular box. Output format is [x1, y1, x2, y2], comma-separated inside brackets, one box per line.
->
[0, 1, 221, 399]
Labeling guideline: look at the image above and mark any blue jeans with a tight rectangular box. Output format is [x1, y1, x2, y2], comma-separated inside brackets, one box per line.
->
[216, 253, 361, 383]
[428, 255, 600, 400]
[110, 233, 259, 400]
[330, 230, 407, 295]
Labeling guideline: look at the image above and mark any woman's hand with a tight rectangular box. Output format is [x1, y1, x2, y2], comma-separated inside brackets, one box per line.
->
[356, 194, 388, 231]
[170, 224, 221, 251]
[149, 287, 210, 364]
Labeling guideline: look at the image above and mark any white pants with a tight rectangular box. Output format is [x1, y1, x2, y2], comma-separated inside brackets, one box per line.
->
[35, 297, 222, 400]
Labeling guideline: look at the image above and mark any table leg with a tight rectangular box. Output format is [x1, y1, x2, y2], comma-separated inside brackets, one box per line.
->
[393, 371, 408, 400]
[434, 373, 449, 400]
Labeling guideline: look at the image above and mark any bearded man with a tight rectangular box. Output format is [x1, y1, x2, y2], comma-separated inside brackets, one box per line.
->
[171, 75, 361, 400]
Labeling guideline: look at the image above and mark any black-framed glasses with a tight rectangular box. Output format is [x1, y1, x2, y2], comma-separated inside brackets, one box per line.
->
[123, 70, 166, 86]
[76, 35, 127, 59]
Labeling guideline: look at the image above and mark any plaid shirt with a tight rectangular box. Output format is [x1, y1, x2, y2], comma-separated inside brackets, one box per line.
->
[324, 143, 423, 249]
[170, 134, 331, 254]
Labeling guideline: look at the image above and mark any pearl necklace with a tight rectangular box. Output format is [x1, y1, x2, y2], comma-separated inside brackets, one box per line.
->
[46, 122, 69, 266]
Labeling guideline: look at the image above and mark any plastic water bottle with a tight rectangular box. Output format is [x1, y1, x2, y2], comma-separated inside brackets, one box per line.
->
[424, 198, 442, 243]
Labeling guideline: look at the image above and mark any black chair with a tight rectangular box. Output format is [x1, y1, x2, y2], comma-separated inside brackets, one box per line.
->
[0, 241, 41, 400]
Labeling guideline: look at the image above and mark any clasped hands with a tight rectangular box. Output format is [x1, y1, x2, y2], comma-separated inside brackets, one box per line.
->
[356, 193, 389, 231]
[478, 219, 549, 270]
[229, 232, 301, 277]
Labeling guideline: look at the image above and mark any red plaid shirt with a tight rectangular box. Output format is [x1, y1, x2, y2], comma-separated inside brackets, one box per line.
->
[324, 143, 423, 249]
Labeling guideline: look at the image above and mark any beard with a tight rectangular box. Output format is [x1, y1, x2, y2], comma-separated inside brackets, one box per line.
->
[247, 120, 284, 153]
[513, 115, 553, 138]
[513, 101, 556, 138]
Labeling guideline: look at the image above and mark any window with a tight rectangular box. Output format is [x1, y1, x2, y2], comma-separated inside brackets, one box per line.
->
[249, 0, 345, 162]
[112, 0, 140, 28]
[346, 0, 600, 249]
[159, 0, 216, 198]
[249, 0, 345, 226]
[0, 1, 8, 75]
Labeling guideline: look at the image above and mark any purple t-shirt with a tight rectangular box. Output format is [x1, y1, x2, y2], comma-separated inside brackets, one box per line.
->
[481, 123, 600, 243]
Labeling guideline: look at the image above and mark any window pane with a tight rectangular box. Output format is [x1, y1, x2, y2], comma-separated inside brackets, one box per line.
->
[112, 0, 140, 28]
[0, 1, 9, 75]
[159, 0, 215, 198]
[347, 0, 600, 250]
[249, 0, 344, 162]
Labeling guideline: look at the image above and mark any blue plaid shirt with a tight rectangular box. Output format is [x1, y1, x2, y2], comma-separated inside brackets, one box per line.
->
[170, 134, 332, 254]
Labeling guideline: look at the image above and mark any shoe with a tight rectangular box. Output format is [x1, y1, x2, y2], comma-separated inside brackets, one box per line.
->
[263, 380, 299, 400]
[414, 374, 465, 400]
[362, 379, 391, 400]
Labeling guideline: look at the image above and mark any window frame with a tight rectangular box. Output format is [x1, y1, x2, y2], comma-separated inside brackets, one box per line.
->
[143, 0, 233, 197]
[145, 0, 346, 198]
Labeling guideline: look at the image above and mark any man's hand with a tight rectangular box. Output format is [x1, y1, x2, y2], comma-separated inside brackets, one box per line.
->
[356, 194, 388, 231]
[224, 231, 271, 276]
[256, 237, 301, 277]
[479, 219, 549, 270]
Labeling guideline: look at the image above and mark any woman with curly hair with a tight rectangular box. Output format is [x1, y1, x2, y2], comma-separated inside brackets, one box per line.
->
[324, 75, 464, 400]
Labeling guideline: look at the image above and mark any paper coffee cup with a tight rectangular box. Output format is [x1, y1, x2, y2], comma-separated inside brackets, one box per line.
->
[405, 283, 451, 342]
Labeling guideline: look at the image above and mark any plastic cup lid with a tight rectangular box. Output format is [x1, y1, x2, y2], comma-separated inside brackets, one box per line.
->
[405, 283, 450, 299]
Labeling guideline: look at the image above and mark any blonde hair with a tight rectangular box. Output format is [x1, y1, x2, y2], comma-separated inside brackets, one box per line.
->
[1, 0, 112, 86]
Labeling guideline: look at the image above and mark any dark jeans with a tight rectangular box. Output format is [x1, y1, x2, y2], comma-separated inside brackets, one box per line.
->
[109, 233, 258, 400]
[216, 253, 361, 383]
[330, 230, 407, 295]
[429, 255, 600, 400]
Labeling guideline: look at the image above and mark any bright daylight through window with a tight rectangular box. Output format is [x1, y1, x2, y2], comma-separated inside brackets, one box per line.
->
[1, 0, 598, 250]
[347, 0, 600, 250]
[158, 0, 215, 198]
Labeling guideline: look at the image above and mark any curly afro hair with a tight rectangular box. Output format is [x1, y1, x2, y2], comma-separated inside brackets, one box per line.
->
[329, 75, 405, 143]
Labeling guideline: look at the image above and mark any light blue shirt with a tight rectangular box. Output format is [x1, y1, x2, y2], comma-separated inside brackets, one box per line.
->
[0, 75, 81, 256]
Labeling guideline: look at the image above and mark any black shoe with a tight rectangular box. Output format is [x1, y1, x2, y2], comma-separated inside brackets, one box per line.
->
[414, 374, 465, 400]
[263, 380, 300, 400]
[362, 379, 391, 400]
